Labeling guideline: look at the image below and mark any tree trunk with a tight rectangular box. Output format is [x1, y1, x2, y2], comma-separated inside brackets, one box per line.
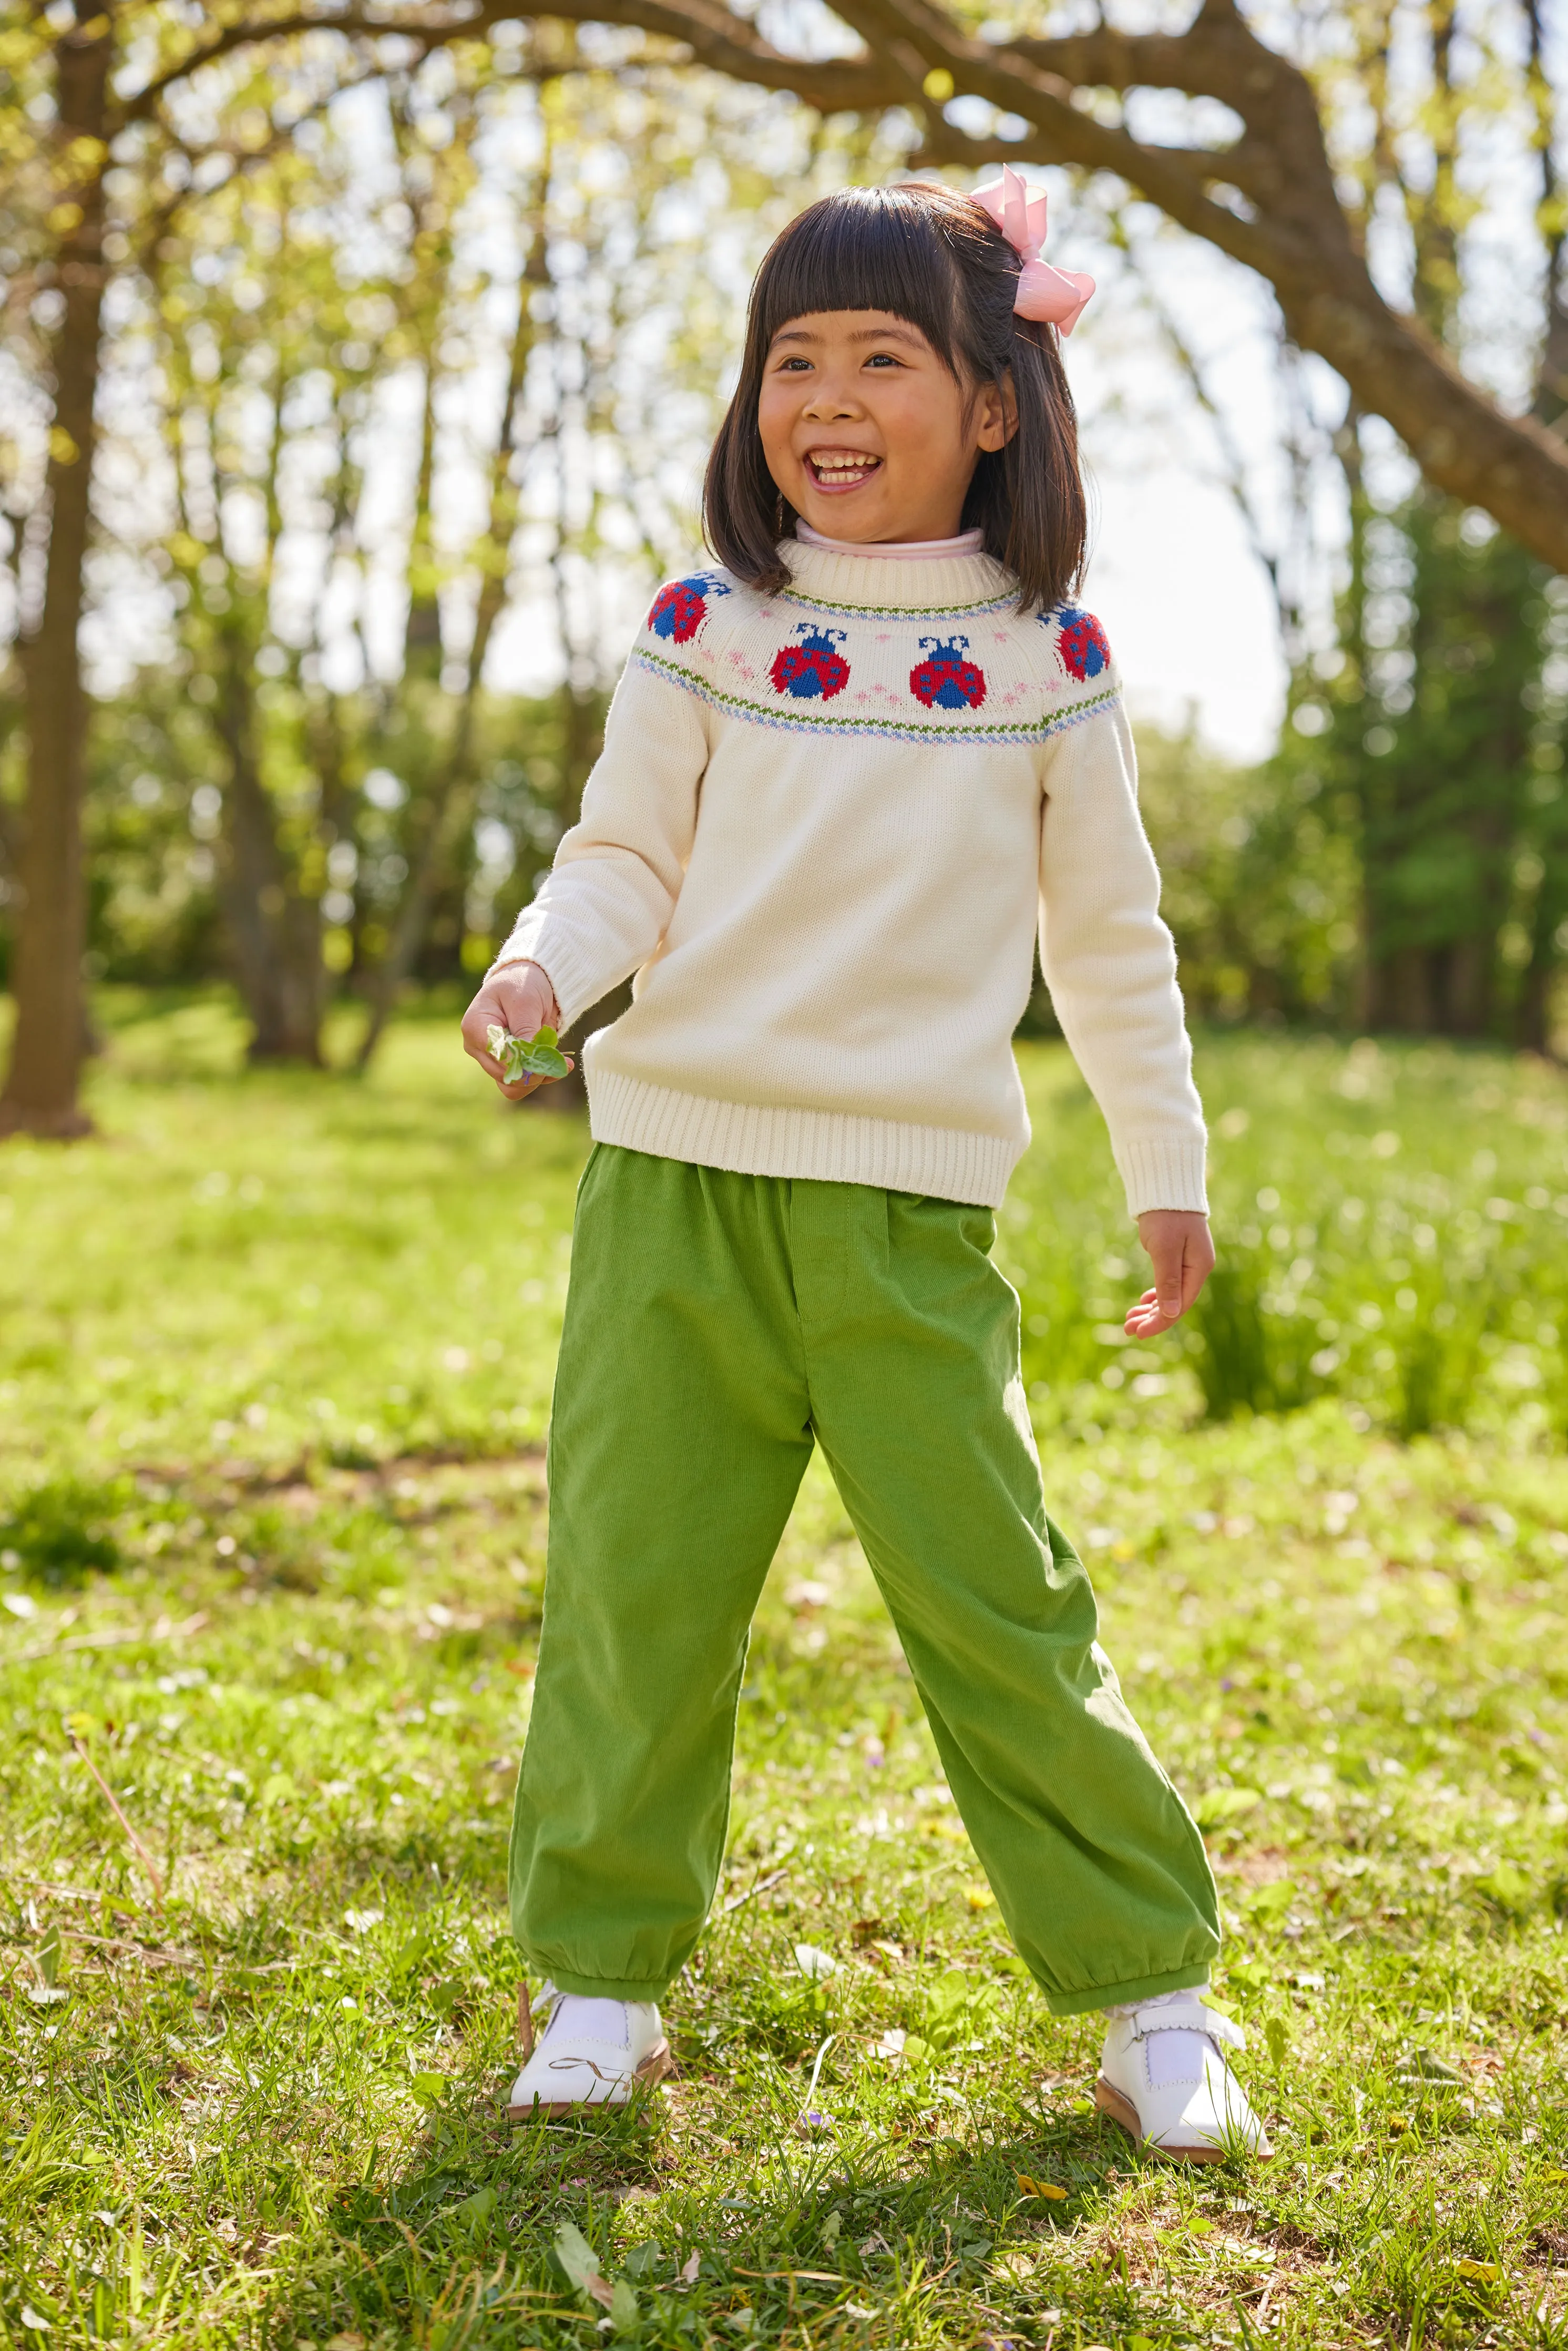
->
[0, 6, 111, 1139]
[215, 651, 323, 1065]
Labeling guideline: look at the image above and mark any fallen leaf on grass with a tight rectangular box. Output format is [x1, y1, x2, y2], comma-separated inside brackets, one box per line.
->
[1454, 2261, 1501, 2283]
[1194, 1786, 1262, 1828]
[1541, 2168, 1568, 2184]
[678, 2250, 701, 2286]
[870, 2029, 906, 2060]
[1016, 2173, 1067, 2202]
[1473, 1864, 1532, 1914]
[794, 1942, 837, 1979]
[1395, 2047, 1463, 2084]
[554, 2220, 616, 2308]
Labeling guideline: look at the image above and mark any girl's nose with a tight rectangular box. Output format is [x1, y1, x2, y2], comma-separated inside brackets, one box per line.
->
[801, 376, 863, 420]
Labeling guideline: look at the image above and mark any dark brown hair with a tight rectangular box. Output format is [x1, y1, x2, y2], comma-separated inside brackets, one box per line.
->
[702, 179, 1088, 614]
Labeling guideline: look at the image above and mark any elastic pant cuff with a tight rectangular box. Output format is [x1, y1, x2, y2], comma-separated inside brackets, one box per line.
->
[1043, 1960, 1215, 2018]
[527, 1962, 674, 2002]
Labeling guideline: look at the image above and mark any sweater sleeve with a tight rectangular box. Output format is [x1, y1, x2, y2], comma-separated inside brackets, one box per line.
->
[1036, 699, 1208, 1219]
[490, 661, 710, 1029]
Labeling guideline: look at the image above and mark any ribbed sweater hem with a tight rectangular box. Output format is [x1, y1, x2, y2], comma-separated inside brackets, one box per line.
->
[585, 1063, 1021, 1209]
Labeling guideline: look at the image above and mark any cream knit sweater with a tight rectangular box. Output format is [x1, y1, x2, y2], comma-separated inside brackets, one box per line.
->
[493, 539, 1207, 1218]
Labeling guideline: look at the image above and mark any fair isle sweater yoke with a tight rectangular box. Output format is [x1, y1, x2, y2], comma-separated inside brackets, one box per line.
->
[493, 538, 1208, 1218]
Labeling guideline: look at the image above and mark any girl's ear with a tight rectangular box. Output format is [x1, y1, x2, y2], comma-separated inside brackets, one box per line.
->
[975, 369, 1020, 453]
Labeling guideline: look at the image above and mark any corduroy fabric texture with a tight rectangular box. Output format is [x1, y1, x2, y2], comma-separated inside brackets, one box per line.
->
[493, 538, 1208, 1219]
[508, 1144, 1221, 2014]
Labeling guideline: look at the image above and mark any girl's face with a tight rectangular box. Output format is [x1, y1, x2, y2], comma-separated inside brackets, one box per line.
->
[758, 309, 1013, 545]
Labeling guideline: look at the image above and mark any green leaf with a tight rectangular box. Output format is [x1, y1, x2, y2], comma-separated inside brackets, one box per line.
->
[487, 1023, 570, 1081]
[1395, 2046, 1463, 2083]
[1246, 1878, 1295, 1918]
[554, 2220, 611, 2301]
[1193, 1785, 1263, 1828]
[610, 2279, 640, 2333]
[1473, 1862, 1532, 1914]
[453, 2185, 497, 2226]
[408, 2070, 448, 2107]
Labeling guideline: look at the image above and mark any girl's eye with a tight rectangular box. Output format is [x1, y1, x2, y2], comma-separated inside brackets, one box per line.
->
[865, 352, 904, 369]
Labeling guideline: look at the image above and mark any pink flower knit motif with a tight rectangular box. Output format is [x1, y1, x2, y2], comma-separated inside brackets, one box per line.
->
[770, 623, 852, 700]
[909, 636, 987, 711]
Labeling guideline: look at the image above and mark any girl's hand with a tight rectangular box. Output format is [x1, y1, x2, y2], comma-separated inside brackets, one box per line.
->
[461, 962, 573, 1101]
[1125, 1210, 1215, 1337]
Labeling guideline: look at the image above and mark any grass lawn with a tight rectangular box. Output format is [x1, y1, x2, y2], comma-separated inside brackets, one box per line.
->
[2, 995, 1567, 2351]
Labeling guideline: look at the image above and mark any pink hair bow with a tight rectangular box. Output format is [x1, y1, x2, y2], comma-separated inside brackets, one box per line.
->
[972, 165, 1095, 335]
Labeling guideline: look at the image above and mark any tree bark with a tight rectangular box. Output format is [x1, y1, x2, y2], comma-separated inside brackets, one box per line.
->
[213, 648, 324, 1065]
[0, 5, 111, 1138]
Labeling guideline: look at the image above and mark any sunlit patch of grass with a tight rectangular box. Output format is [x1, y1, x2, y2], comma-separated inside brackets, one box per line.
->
[0, 1003, 1566, 2345]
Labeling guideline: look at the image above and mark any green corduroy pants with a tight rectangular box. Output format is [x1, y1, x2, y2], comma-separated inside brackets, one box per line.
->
[508, 1143, 1219, 2015]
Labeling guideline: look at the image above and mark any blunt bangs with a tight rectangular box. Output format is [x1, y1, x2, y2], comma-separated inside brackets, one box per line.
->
[747, 189, 965, 380]
[702, 180, 1089, 615]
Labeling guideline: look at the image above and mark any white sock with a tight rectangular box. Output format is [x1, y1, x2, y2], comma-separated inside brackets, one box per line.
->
[546, 1994, 632, 2047]
[1104, 1982, 1213, 2088]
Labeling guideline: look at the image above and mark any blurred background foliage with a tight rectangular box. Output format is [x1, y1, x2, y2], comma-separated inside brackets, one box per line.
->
[2, 13, 1567, 1061]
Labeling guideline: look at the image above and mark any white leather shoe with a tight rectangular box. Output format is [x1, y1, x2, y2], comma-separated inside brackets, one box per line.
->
[1095, 1997, 1271, 2162]
[506, 1982, 672, 2119]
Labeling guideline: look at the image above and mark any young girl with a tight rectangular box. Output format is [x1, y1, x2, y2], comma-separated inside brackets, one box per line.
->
[462, 176, 1266, 2162]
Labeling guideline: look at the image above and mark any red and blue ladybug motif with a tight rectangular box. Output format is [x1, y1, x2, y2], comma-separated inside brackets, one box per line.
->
[1055, 606, 1111, 681]
[770, 622, 851, 700]
[648, 573, 728, 644]
[909, 635, 987, 712]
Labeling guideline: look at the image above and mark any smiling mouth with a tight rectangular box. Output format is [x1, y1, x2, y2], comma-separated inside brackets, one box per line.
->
[805, 449, 882, 488]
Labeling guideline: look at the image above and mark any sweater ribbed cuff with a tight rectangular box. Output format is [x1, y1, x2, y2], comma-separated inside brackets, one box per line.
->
[1112, 1136, 1210, 1219]
[489, 917, 600, 1031]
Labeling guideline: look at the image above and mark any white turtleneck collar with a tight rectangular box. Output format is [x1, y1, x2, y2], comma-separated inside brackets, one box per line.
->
[795, 523, 987, 561]
[777, 533, 1016, 616]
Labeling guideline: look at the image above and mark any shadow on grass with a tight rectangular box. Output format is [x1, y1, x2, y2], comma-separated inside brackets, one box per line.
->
[257, 2056, 1232, 2350]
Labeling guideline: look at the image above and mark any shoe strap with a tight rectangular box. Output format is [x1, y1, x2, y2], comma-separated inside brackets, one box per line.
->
[1126, 2000, 1245, 2053]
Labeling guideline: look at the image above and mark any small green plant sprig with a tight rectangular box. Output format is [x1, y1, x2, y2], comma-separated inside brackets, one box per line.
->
[487, 1022, 571, 1082]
